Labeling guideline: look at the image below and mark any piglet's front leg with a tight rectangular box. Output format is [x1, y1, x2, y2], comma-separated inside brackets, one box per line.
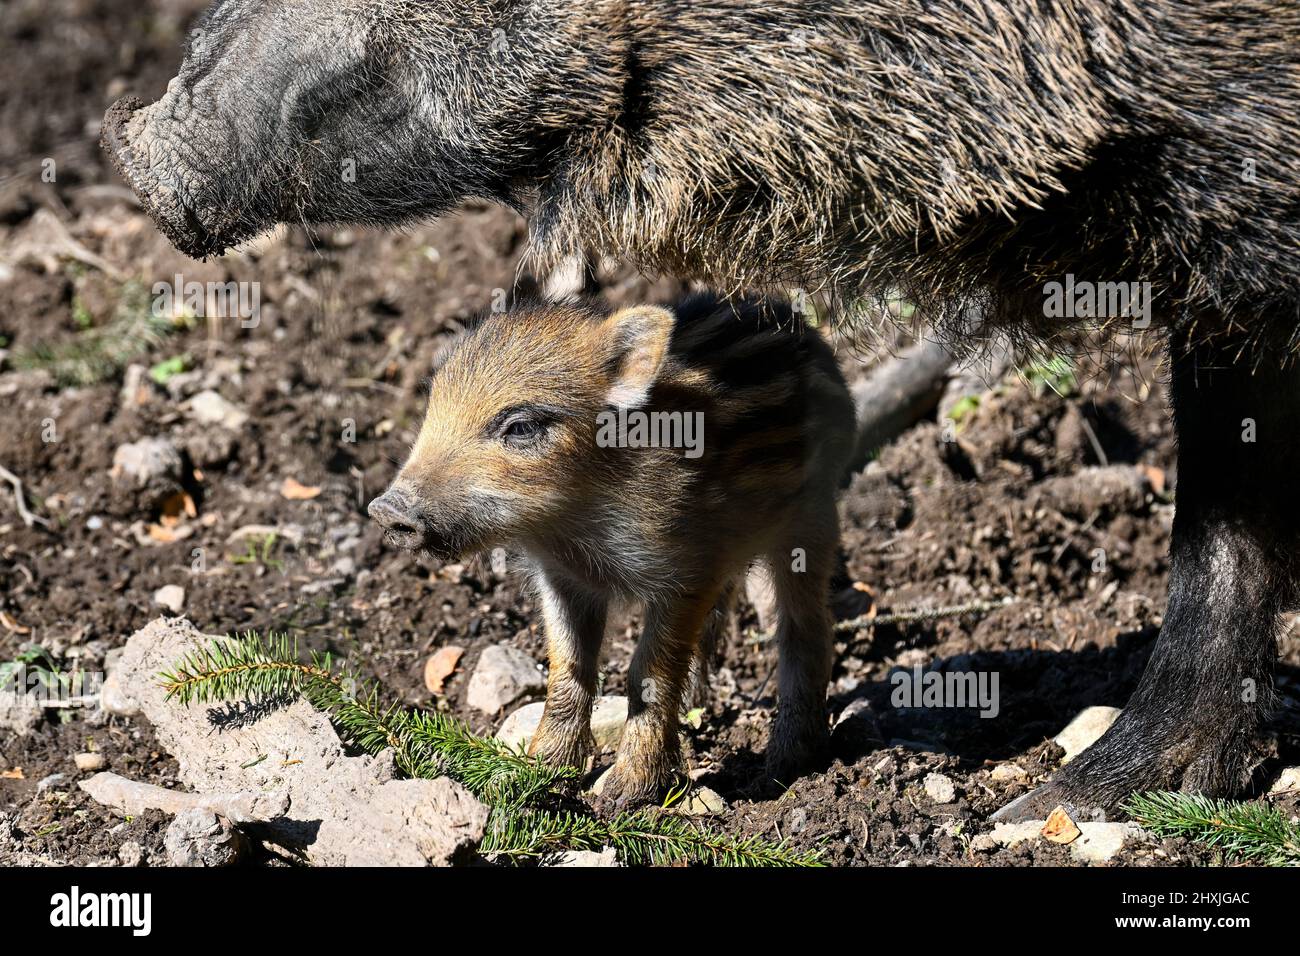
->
[599, 592, 718, 807]
[527, 574, 608, 771]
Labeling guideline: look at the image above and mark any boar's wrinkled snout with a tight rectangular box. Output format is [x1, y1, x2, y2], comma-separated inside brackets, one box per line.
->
[369, 489, 448, 555]
[100, 95, 223, 261]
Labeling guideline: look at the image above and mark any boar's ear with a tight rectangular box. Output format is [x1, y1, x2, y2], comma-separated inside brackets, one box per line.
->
[602, 306, 675, 408]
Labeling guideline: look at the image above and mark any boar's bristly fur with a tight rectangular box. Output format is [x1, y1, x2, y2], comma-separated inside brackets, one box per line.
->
[109, 1, 1299, 349]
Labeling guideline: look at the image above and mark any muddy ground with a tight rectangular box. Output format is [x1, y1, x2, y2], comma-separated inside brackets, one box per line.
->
[2, 0, 1299, 868]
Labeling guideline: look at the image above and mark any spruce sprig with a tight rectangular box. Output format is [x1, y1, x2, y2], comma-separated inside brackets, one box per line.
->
[483, 807, 823, 867]
[159, 631, 820, 866]
[160, 632, 334, 706]
[1124, 791, 1300, 866]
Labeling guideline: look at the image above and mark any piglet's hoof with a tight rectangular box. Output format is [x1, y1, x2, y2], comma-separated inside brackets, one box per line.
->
[586, 764, 681, 815]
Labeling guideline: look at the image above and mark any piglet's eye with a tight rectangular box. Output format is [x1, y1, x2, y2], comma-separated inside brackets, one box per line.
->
[502, 417, 546, 447]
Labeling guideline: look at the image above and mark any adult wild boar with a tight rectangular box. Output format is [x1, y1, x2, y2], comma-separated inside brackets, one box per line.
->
[103, 0, 1300, 818]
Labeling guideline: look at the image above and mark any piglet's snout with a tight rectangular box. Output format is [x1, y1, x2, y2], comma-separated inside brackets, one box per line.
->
[369, 489, 432, 551]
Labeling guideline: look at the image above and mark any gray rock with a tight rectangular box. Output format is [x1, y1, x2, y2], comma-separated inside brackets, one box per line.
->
[97, 618, 490, 866]
[164, 809, 249, 867]
[923, 771, 957, 804]
[467, 645, 546, 714]
[36, 773, 67, 793]
[496, 696, 628, 751]
[81, 772, 289, 824]
[1054, 706, 1122, 763]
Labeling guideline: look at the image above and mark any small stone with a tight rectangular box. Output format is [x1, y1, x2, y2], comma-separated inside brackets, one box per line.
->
[674, 786, 727, 816]
[164, 808, 249, 867]
[466, 645, 546, 714]
[496, 696, 628, 751]
[552, 847, 621, 867]
[182, 425, 238, 469]
[0, 692, 42, 736]
[990, 762, 1028, 783]
[74, 752, 106, 772]
[990, 821, 1042, 848]
[1070, 822, 1152, 864]
[1041, 805, 1081, 844]
[118, 841, 144, 867]
[119, 364, 150, 408]
[969, 833, 998, 853]
[111, 437, 182, 489]
[36, 773, 67, 793]
[923, 771, 956, 804]
[1054, 706, 1122, 763]
[153, 585, 186, 615]
[110, 437, 183, 514]
[186, 390, 249, 430]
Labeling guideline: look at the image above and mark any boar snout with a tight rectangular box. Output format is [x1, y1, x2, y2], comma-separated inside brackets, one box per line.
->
[101, 95, 224, 260]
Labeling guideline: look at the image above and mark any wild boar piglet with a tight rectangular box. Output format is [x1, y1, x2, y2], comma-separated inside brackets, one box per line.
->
[369, 294, 856, 804]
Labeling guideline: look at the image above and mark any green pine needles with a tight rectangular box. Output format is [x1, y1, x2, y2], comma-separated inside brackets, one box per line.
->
[1124, 791, 1300, 867]
[13, 281, 176, 387]
[159, 632, 821, 867]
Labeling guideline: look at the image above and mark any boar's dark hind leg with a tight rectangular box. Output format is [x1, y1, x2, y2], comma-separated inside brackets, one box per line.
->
[1001, 326, 1295, 820]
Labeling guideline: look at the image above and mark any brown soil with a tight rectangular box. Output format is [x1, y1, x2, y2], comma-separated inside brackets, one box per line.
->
[2, 0, 1298, 868]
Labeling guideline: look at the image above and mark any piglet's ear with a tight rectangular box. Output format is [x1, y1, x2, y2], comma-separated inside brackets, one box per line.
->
[602, 306, 675, 408]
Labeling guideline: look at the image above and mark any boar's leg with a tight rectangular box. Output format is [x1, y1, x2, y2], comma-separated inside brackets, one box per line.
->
[763, 502, 838, 784]
[527, 574, 608, 771]
[1001, 325, 1292, 820]
[601, 590, 722, 807]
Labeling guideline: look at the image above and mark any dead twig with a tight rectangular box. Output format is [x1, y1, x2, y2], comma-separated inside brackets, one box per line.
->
[0, 465, 52, 529]
[745, 597, 1017, 647]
